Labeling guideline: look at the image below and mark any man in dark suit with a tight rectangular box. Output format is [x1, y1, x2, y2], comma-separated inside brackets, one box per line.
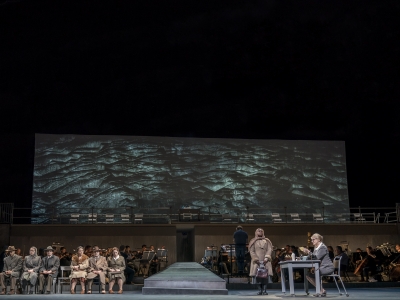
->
[0, 246, 23, 295]
[233, 225, 248, 274]
[38, 246, 60, 294]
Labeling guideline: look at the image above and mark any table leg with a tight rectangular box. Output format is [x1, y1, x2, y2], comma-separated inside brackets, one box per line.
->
[315, 268, 321, 295]
[280, 268, 286, 294]
[288, 265, 294, 295]
[304, 268, 309, 294]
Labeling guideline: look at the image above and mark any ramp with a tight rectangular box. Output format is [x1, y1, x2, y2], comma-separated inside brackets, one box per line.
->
[142, 262, 228, 295]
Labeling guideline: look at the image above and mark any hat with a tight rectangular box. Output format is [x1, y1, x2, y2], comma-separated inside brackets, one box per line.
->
[5, 246, 17, 252]
[92, 246, 101, 252]
[44, 246, 54, 252]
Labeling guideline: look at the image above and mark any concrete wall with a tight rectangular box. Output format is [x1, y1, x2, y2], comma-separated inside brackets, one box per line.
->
[6, 223, 400, 264]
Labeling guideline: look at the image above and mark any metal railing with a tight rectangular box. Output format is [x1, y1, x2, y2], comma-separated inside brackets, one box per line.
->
[0, 203, 13, 223]
[5, 203, 399, 225]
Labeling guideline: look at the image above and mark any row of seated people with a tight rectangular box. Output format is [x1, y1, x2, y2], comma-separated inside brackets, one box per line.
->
[0, 244, 164, 295]
[59, 244, 163, 280]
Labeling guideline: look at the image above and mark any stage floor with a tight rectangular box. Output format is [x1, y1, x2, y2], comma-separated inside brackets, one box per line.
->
[5, 288, 400, 299]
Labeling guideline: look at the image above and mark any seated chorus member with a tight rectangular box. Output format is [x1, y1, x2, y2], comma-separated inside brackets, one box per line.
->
[107, 247, 126, 294]
[21, 246, 42, 294]
[38, 246, 60, 294]
[70, 246, 89, 294]
[0, 246, 23, 295]
[86, 245, 108, 294]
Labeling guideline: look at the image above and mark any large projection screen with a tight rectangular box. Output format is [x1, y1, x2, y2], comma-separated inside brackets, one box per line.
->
[32, 134, 349, 222]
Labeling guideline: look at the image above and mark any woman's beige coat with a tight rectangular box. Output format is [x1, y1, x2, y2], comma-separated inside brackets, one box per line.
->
[249, 238, 273, 277]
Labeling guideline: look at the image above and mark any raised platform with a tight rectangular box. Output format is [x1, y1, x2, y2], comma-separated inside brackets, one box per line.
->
[142, 262, 228, 295]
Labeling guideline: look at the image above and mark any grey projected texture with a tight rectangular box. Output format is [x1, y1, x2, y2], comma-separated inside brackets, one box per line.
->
[33, 135, 349, 218]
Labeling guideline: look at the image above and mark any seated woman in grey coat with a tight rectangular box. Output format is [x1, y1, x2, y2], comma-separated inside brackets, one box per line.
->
[21, 247, 41, 294]
[303, 233, 334, 297]
[107, 247, 126, 294]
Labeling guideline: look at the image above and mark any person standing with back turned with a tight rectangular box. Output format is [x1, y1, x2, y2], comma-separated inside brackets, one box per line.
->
[233, 225, 248, 275]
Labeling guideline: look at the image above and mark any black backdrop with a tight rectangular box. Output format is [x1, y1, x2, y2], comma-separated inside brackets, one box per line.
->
[1, 1, 399, 217]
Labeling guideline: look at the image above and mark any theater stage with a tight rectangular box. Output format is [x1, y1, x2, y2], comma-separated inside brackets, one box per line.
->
[4, 288, 400, 299]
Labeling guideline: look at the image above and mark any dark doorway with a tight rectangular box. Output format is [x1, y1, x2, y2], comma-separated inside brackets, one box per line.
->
[176, 229, 194, 262]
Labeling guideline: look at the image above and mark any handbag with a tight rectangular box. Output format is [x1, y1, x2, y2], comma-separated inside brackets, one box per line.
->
[109, 271, 121, 275]
[256, 266, 268, 278]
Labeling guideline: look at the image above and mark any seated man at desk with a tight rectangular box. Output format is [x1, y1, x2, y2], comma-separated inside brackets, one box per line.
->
[302, 233, 334, 297]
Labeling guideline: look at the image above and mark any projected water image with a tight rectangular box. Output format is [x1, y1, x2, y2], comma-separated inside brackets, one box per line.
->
[33, 135, 349, 221]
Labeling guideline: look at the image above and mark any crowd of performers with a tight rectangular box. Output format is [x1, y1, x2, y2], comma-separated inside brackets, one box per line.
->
[201, 226, 400, 296]
[0, 244, 164, 295]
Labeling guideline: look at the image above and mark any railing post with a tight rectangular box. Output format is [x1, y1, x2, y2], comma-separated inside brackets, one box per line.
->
[397, 203, 400, 223]
[11, 203, 14, 224]
[284, 206, 287, 223]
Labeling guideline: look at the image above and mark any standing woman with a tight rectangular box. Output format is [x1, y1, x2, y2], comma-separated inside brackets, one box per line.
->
[303, 233, 334, 297]
[249, 228, 273, 295]
[107, 247, 126, 294]
[70, 246, 89, 294]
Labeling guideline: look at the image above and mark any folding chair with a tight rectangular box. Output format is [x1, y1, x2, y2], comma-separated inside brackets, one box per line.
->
[323, 256, 349, 297]
[134, 213, 143, 224]
[88, 213, 97, 223]
[121, 214, 130, 223]
[246, 213, 255, 223]
[222, 214, 232, 222]
[353, 213, 366, 223]
[57, 266, 71, 294]
[105, 214, 114, 223]
[182, 213, 192, 221]
[69, 214, 80, 224]
[313, 213, 324, 222]
[290, 213, 301, 222]
[271, 213, 283, 223]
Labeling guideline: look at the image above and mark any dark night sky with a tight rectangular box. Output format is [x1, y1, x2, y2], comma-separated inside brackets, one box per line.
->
[1, 0, 399, 211]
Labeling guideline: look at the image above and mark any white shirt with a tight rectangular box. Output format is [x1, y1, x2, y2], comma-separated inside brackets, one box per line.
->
[315, 242, 324, 251]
